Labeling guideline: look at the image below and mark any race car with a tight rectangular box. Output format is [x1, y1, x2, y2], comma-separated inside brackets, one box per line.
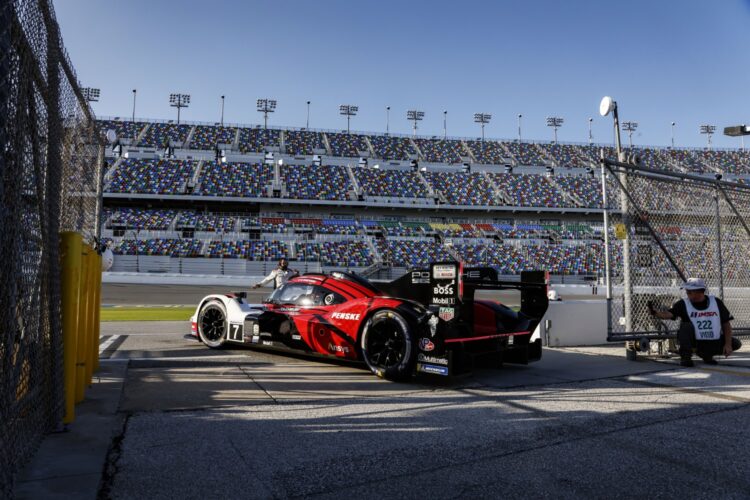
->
[188, 262, 549, 380]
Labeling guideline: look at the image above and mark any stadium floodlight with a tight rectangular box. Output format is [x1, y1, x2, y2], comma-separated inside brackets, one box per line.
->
[473, 112, 491, 141]
[443, 110, 448, 140]
[169, 93, 191, 124]
[339, 104, 358, 134]
[700, 124, 717, 149]
[257, 98, 277, 129]
[724, 124, 750, 151]
[622, 121, 638, 148]
[407, 109, 425, 137]
[588, 117, 593, 144]
[81, 87, 100, 103]
[306, 100, 311, 129]
[220, 95, 225, 126]
[386, 106, 391, 134]
[546, 116, 564, 143]
[518, 114, 522, 142]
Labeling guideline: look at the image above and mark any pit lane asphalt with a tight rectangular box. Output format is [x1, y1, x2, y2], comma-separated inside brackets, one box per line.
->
[16, 320, 750, 499]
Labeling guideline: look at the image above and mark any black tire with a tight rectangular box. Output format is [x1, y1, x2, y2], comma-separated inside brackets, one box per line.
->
[197, 300, 227, 348]
[360, 310, 415, 381]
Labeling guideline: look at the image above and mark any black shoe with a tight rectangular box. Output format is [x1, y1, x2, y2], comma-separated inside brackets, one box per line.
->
[680, 358, 694, 367]
[702, 356, 718, 365]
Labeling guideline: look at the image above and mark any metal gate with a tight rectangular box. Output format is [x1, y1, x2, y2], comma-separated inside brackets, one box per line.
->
[600, 157, 750, 342]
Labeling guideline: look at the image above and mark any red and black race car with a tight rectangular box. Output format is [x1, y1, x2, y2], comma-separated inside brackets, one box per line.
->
[189, 262, 549, 380]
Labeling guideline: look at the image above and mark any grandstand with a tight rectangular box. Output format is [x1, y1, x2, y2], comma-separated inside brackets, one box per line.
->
[98, 116, 750, 278]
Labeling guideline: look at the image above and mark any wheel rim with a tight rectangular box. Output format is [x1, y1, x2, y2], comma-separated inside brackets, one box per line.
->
[201, 306, 226, 341]
[365, 319, 406, 369]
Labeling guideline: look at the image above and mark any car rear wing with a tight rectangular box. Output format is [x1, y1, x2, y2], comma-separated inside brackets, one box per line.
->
[379, 262, 549, 321]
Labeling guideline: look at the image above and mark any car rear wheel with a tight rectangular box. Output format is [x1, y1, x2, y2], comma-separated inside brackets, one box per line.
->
[360, 310, 415, 381]
[198, 300, 227, 348]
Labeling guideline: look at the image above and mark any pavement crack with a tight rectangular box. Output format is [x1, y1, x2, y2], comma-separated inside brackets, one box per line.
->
[238, 365, 280, 404]
[97, 412, 131, 500]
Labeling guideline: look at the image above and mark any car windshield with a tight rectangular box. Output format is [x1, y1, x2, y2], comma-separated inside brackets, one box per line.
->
[267, 284, 316, 305]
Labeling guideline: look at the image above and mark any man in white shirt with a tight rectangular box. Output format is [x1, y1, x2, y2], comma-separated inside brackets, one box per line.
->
[253, 258, 299, 289]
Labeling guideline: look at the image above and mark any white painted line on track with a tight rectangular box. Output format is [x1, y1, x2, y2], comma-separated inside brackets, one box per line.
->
[99, 335, 121, 354]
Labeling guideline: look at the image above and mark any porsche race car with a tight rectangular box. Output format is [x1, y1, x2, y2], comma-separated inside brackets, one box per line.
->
[188, 262, 549, 380]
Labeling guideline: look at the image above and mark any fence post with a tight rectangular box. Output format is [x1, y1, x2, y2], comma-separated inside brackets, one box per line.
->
[60, 232, 82, 424]
[75, 245, 90, 403]
[714, 191, 724, 300]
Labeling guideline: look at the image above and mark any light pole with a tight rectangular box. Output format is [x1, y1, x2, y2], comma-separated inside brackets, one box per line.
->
[220, 95, 225, 126]
[81, 87, 100, 105]
[306, 100, 311, 129]
[386, 106, 390, 134]
[257, 98, 277, 130]
[443, 110, 447, 140]
[546, 116, 564, 143]
[407, 109, 425, 137]
[700, 124, 716, 149]
[622, 121, 638, 148]
[169, 93, 191, 124]
[588, 117, 593, 144]
[131, 89, 137, 123]
[671, 122, 675, 148]
[339, 104, 358, 134]
[474, 113, 492, 160]
[517, 114, 522, 142]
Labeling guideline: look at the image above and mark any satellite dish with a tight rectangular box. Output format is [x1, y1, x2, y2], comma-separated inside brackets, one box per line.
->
[106, 129, 117, 144]
[599, 96, 615, 117]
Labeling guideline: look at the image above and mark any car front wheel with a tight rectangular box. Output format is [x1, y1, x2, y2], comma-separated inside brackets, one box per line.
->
[198, 300, 227, 348]
[360, 310, 415, 381]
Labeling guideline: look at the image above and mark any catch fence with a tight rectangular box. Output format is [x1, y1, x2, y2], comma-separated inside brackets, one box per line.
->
[601, 157, 750, 344]
[0, 0, 103, 495]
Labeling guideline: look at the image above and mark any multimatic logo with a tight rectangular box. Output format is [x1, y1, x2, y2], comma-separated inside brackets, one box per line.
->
[418, 353, 449, 365]
[433, 280, 455, 296]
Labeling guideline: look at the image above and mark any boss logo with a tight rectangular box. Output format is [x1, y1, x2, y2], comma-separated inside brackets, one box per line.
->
[433, 280, 454, 296]
[331, 312, 361, 320]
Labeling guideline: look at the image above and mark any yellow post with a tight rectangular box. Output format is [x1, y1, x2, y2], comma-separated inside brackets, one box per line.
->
[60, 232, 82, 424]
[92, 252, 102, 373]
[85, 248, 96, 385]
[75, 245, 90, 403]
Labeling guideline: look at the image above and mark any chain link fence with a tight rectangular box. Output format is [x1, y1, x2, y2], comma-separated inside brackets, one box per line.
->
[601, 158, 750, 344]
[0, 0, 102, 495]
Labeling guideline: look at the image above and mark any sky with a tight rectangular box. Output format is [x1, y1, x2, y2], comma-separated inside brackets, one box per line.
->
[53, 0, 750, 149]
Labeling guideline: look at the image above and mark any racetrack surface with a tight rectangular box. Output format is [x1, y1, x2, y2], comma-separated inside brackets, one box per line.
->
[90, 320, 750, 499]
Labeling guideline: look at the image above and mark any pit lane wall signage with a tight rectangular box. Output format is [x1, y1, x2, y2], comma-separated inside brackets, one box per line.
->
[430, 262, 462, 315]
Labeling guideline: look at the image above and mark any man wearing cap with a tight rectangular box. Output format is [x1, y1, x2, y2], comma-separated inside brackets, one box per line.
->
[649, 278, 741, 367]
